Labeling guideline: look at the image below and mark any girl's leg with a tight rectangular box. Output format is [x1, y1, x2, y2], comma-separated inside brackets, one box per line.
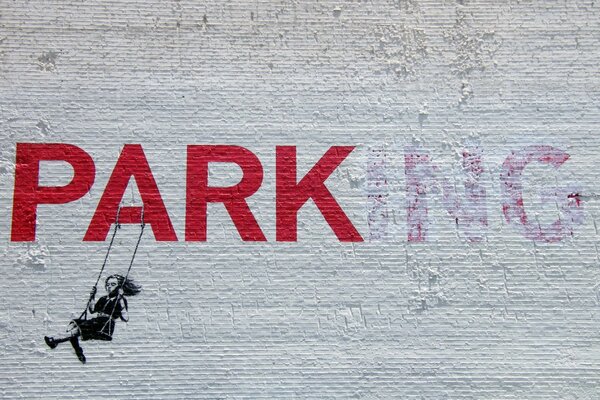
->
[44, 323, 82, 349]
[44, 335, 70, 349]
[69, 336, 86, 364]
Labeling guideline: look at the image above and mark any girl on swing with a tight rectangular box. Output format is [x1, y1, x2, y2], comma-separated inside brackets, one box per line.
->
[44, 274, 141, 364]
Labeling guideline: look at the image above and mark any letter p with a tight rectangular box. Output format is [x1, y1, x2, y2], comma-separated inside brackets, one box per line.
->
[11, 143, 95, 241]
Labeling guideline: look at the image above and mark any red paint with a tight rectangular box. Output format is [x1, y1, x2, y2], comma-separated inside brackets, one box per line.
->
[567, 193, 581, 207]
[186, 145, 266, 242]
[366, 147, 389, 241]
[500, 145, 580, 242]
[11, 142, 583, 244]
[405, 146, 487, 242]
[276, 146, 363, 242]
[84, 144, 177, 241]
[539, 153, 569, 165]
[404, 150, 432, 242]
[12, 143, 95, 241]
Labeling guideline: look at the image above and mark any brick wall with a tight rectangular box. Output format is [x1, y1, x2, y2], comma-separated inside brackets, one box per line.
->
[1, 1, 600, 398]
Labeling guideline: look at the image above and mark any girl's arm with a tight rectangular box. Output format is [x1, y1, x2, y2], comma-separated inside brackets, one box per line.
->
[120, 307, 128, 322]
[88, 287, 97, 314]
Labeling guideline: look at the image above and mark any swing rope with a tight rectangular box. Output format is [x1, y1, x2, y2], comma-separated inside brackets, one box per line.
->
[121, 207, 145, 284]
[79, 207, 122, 320]
[101, 207, 146, 332]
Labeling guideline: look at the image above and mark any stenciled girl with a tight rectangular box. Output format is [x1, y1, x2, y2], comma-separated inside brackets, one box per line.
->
[44, 274, 141, 363]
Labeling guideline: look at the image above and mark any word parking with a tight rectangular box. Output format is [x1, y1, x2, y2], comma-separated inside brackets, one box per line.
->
[10, 143, 582, 243]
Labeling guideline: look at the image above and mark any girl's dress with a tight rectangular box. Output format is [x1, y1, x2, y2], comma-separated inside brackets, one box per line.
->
[71, 294, 127, 341]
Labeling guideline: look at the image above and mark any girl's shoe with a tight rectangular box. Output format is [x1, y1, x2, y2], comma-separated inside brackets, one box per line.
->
[44, 336, 57, 349]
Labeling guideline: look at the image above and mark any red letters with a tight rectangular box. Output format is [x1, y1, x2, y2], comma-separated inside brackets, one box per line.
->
[11, 142, 584, 244]
[500, 145, 581, 242]
[11, 143, 95, 241]
[186, 145, 266, 241]
[404, 146, 487, 242]
[84, 145, 177, 241]
[276, 146, 363, 242]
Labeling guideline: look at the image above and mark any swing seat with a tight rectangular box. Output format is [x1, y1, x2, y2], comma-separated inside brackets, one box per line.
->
[71, 317, 114, 341]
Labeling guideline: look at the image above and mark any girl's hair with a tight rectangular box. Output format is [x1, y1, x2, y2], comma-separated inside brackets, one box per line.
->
[105, 274, 142, 296]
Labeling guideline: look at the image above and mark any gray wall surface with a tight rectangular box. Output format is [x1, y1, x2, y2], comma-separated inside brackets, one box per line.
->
[1, 0, 600, 398]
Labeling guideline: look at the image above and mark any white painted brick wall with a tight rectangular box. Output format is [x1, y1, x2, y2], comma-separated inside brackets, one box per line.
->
[2, 0, 600, 398]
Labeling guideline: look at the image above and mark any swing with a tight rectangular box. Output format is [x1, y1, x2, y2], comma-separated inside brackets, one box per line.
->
[75, 206, 145, 341]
